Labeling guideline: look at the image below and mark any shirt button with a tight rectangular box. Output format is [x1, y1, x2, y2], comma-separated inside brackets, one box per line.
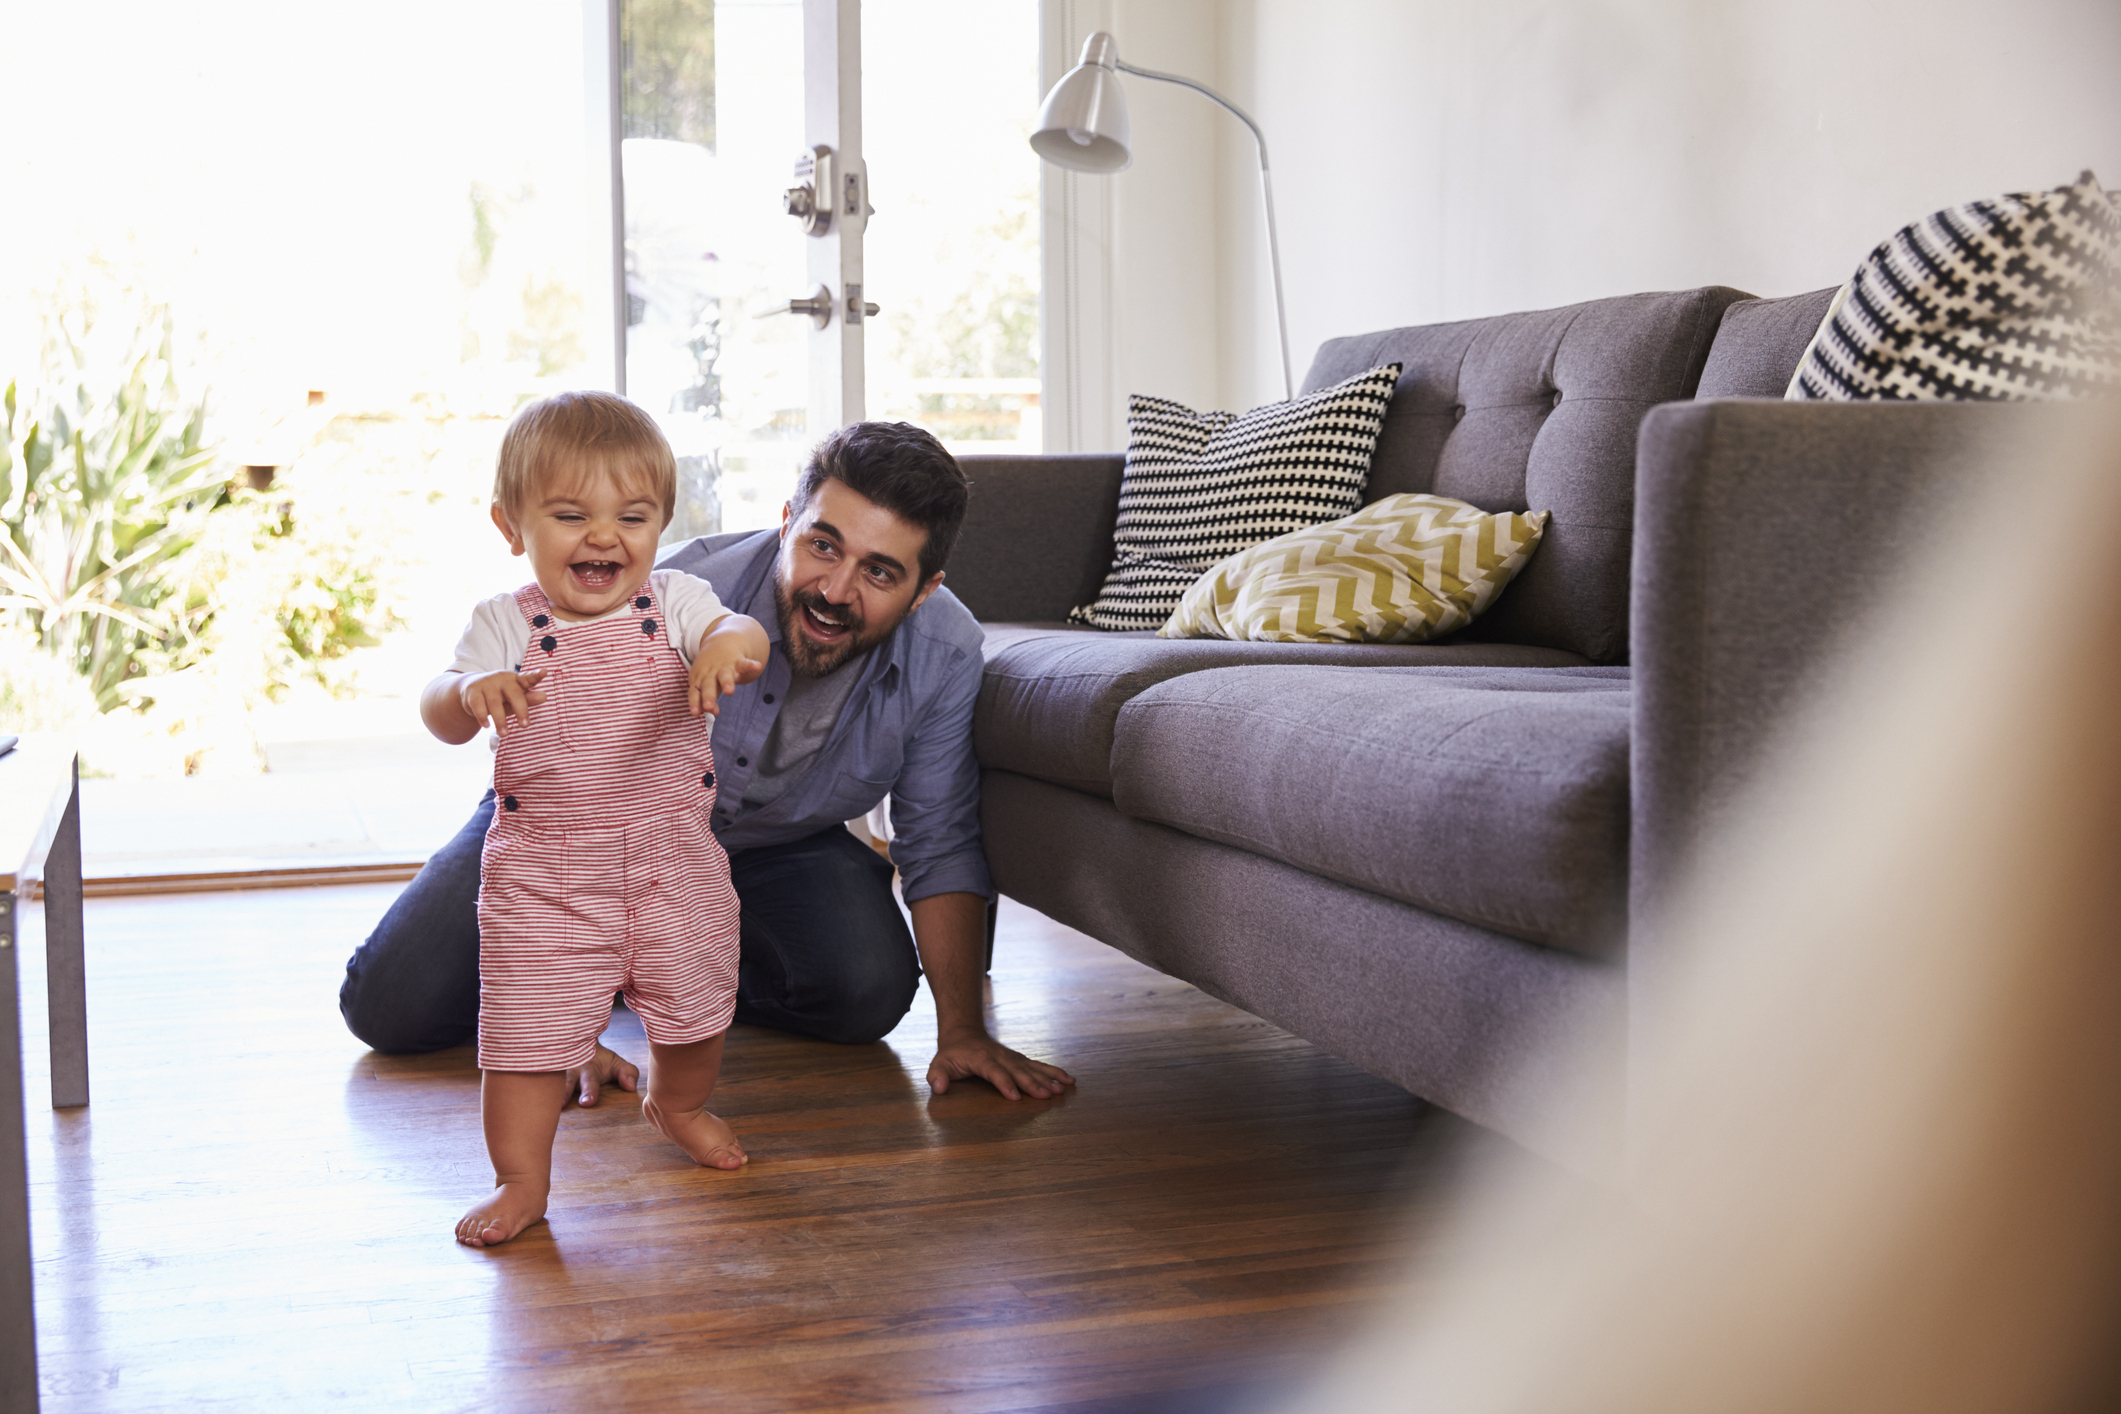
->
[736, 756, 748, 767]
[763, 693, 775, 704]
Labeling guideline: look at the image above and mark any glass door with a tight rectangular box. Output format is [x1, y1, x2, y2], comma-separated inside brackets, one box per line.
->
[611, 0, 1041, 542]
[617, 0, 860, 538]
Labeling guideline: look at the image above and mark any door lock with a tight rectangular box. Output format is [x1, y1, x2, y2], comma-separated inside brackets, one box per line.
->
[783, 145, 835, 236]
[763, 283, 835, 329]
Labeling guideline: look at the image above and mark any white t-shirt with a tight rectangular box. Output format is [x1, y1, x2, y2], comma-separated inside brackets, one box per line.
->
[449, 569, 733, 676]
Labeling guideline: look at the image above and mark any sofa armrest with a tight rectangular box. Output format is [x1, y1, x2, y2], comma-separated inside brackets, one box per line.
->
[1629, 398, 2038, 945]
[948, 453, 1125, 623]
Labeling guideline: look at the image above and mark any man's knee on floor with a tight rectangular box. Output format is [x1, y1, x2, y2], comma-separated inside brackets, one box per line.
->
[340, 969, 415, 1053]
[337, 947, 476, 1055]
[335, 819, 488, 1055]
[808, 947, 920, 1045]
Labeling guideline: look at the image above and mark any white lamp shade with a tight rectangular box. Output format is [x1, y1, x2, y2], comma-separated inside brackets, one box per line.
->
[1029, 35, 1131, 173]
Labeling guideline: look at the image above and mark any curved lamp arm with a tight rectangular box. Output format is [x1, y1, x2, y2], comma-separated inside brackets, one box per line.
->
[1113, 60, 1294, 400]
[1113, 59, 1271, 167]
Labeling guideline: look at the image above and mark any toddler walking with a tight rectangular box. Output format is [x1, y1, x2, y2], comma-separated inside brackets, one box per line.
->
[422, 391, 768, 1248]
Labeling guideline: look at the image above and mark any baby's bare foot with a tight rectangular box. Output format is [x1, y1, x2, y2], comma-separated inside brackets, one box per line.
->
[642, 1094, 748, 1169]
[455, 1181, 548, 1247]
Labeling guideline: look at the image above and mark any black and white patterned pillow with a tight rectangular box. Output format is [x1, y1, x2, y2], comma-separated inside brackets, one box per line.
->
[1789, 170, 2120, 401]
[1068, 364, 1402, 631]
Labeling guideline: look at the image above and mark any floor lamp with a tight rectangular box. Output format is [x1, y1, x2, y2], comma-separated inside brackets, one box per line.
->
[1030, 32, 1294, 401]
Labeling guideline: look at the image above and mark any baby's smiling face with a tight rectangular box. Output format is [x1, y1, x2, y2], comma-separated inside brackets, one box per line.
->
[491, 466, 667, 622]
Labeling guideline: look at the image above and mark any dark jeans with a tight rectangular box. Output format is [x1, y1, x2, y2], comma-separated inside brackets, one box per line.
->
[338, 791, 920, 1054]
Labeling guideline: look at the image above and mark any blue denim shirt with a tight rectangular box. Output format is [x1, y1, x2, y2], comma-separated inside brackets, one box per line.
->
[656, 529, 993, 903]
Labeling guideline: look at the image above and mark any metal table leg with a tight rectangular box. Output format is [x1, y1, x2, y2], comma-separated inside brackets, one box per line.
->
[1, 889, 38, 1413]
[44, 766, 86, 1111]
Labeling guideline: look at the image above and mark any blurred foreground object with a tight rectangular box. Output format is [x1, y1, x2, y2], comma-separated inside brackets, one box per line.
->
[1285, 403, 2121, 1413]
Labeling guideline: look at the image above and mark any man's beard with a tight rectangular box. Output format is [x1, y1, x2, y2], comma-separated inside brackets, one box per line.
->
[775, 579, 889, 678]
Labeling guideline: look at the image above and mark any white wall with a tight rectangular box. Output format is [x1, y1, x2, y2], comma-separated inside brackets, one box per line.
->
[1038, 0, 2121, 438]
[1041, 0, 1226, 449]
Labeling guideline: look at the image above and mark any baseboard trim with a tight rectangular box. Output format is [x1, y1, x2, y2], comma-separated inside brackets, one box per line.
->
[29, 857, 428, 901]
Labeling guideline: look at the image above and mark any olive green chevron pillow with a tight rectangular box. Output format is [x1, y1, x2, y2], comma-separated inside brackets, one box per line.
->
[1158, 493, 1549, 644]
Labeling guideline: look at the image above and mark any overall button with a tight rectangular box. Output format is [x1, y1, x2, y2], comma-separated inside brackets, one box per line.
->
[531, 614, 549, 628]
[503, 796, 519, 812]
[635, 595, 652, 611]
[540, 635, 558, 654]
[702, 771, 716, 788]
[641, 619, 657, 635]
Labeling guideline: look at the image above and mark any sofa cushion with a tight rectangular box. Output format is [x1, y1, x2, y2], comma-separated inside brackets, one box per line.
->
[1302, 286, 1750, 664]
[1695, 287, 1840, 398]
[948, 453, 1128, 623]
[1792, 171, 2121, 401]
[1161, 493, 1549, 645]
[1107, 665, 1631, 957]
[977, 624, 1593, 797]
[980, 769, 1625, 1161]
[1069, 364, 1404, 631]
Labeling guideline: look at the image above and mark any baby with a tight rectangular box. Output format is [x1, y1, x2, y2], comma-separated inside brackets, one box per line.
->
[422, 390, 769, 1249]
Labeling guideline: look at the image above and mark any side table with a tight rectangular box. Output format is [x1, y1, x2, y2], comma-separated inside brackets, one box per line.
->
[2, 735, 88, 1414]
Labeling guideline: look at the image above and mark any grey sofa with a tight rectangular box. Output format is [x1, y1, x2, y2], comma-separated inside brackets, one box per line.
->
[943, 283, 1990, 1166]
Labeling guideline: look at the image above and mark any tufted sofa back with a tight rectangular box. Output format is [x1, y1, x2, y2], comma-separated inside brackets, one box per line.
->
[1304, 286, 1748, 664]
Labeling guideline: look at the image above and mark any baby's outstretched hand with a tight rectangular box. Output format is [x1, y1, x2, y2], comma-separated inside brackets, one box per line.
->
[460, 667, 549, 736]
[688, 652, 764, 718]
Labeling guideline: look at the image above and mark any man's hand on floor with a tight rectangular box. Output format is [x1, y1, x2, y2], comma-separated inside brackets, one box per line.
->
[564, 1043, 640, 1108]
[927, 1031, 1077, 1101]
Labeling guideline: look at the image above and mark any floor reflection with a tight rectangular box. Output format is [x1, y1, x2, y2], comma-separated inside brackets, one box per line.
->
[33, 886, 1476, 1409]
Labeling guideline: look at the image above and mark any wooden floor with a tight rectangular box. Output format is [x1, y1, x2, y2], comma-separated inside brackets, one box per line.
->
[14, 884, 1529, 1412]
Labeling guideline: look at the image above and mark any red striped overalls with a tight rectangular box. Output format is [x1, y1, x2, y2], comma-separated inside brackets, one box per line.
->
[475, 579, 740, 1071]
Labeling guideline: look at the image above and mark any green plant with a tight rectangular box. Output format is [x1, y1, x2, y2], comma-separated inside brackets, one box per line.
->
[0, 296, 229, 708]
[234, 468, 400, 692]
[623, 0, 716, 147]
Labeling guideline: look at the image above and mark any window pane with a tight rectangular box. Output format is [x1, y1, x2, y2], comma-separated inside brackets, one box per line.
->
[623, 0, 809, 539]
[863, 0, 1043, 456]
[0, 0, 603, 843]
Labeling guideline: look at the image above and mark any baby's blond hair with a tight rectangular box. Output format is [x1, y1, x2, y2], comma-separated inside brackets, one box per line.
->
[493, 391, 676, 525]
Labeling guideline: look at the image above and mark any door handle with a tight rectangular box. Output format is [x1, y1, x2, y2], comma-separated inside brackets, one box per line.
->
[761, 283, 834, 329]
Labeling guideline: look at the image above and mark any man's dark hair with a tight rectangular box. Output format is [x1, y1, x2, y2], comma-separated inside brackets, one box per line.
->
[791, 422, 970, 583]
